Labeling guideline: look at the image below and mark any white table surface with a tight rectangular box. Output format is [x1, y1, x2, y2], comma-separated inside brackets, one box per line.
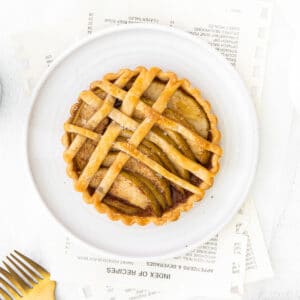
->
[0, 1, 300, 299]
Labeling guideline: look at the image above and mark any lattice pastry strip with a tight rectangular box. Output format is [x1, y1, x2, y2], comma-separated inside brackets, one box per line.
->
[92, 77, 182, 203]
[64, 122, 205, 196]
[63, 66, 222, 225]
[75, 67, 160, 192]
[77, 89, 221, 158]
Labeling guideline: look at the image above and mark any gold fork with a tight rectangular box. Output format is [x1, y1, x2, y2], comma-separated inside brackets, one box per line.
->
[0, 250, 56, 300]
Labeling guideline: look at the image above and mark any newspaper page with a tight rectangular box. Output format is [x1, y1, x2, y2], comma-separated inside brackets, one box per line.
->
[13, 0, 273, 297]
[241, 199, 273, 283]
[80, 209, 255, 300]
[15, 0, 272, 108]
[77, 0, 273, 107]
[45, 212, 246, 298]
[80, 214, 248, 300]
[74, 200, 271, 300]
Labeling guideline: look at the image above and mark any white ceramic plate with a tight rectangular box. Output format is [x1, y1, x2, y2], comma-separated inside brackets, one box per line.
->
[26, 24, 258, 260]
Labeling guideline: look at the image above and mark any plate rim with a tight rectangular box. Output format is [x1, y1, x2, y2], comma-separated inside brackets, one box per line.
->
[25, 23, 259, 260]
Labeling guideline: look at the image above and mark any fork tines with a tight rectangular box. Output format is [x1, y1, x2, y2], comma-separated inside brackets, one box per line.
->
[0, 250, 50, 299]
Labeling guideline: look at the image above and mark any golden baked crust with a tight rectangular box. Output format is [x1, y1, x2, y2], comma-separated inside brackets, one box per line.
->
[62, 66, 222, 226]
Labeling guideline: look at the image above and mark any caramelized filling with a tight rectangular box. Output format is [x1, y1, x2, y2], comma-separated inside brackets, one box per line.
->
[68, 78, 212, 218]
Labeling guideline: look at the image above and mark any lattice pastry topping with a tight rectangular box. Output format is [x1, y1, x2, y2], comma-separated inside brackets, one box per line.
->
[62, 67, 222, 225]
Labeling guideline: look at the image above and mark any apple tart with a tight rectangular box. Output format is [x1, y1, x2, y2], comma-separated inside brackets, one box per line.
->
[62, 67, 222, 225]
